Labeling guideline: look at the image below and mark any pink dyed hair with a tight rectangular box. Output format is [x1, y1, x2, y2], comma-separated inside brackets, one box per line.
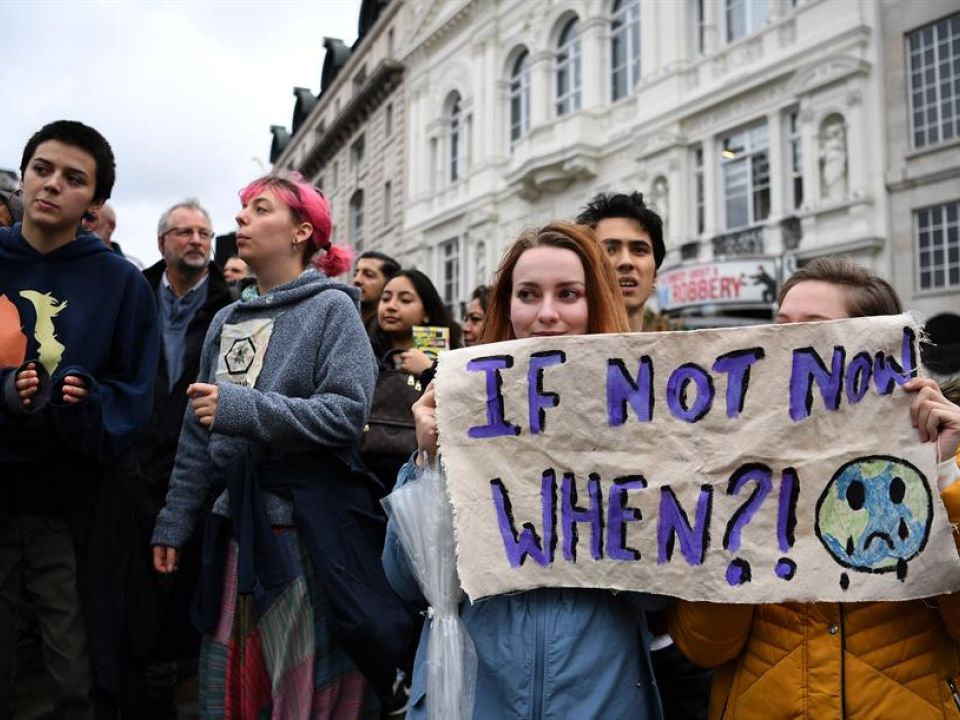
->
[239, 172, 353, 276]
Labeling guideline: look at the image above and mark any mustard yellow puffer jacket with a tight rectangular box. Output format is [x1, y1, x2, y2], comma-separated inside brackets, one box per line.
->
[670, 481, 960, 720]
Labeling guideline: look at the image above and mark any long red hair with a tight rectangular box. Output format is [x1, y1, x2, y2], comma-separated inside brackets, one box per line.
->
[481, 221, 629, 343]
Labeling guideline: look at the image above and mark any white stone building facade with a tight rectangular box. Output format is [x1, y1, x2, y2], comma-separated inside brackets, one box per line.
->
[880, 0, 959, 326]
[271, 0, 959, 327]
[271, 0, 407, 259]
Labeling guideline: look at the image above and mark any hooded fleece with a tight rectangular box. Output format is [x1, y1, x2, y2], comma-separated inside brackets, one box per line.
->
[0, 223, 160, 519]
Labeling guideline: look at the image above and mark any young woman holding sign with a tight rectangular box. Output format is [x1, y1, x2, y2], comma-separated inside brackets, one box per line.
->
[669, 257, 960, 720]
[382, 221, 666, 719]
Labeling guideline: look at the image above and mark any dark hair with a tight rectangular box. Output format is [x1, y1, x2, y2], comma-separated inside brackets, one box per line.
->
[482, 221, 629, 343]
[575, 191, 665, 269]
[358, 250, 401, 279]
[20, 120, 116, 204]
[371, 269, 463, 355]
[778, 257, 902, 318]
[0, 190, 23, 225]
[470, 284, 491, 312]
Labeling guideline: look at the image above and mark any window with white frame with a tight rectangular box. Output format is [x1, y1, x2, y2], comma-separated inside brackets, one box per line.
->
[916, 201, 960, 291]
[907, 14, 960, 149]
[695, 0, 706, 54]
[440, 238, 460, 310]
[350, 135, 365, 173]
[349, 190, 364, 251]
[385, 103, 393, 137]
[509, 50, 531, 144]
[725, 0, 767, 43]
[720, 121, 770, 230]
[556, 18, 582, 116]
[332, 160, 339, 189]
[693, 145, 705, 235]
[611, 0, 641, 101]
[449, 93, 462, 183]
[788, 110, 804, 210]
[429, 137, 439, 191]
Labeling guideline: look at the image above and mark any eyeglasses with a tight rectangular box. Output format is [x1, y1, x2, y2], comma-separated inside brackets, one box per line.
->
[162, 226, 214, 241]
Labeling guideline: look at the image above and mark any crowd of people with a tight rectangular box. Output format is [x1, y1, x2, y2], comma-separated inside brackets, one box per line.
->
[0, 118, 957, 720]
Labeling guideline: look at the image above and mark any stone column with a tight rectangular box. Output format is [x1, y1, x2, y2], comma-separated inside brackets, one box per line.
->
[766, 108, 785, 221]
[580, 16, 606, 109]
[703, 133, 720, 239]
[800, 106, 819, 207]
[530, 50, 554, 128]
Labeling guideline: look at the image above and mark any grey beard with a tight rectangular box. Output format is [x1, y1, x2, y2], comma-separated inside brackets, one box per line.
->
[170, 256, 207, 276]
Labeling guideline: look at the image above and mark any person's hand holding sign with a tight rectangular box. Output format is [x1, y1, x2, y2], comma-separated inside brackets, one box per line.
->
[904, 377, 960, 489]
[413, 381, 438, 467]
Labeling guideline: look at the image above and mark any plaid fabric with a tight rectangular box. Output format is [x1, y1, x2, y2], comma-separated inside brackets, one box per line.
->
[198, 529, 379, 719]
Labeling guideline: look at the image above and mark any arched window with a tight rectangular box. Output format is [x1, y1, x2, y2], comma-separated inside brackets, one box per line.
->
[509, 50, 530, 144]
[556, 18, 581, 116]
[449, 92, 462, 182]
[611, 0, 641, 101]
[349, 189, 364, 251]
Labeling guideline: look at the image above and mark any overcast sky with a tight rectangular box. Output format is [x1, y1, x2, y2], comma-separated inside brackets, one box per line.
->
[1, 0, 362, 266]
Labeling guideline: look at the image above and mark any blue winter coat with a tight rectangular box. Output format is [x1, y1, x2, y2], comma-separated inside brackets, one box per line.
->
[383, 460, 666, 720]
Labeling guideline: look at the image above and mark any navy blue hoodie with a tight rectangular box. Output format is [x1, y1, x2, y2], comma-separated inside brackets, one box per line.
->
[0, 223, 160, 517]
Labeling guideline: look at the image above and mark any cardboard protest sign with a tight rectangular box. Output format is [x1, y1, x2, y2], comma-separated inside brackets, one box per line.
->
[434, 315, 960, 603]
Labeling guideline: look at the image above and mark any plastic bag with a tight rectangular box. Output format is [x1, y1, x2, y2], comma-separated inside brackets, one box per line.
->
[383, 457, 477, 720]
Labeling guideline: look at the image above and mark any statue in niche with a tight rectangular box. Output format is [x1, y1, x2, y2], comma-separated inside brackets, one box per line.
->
[819, 114, 848, 201]
[651, 176, 669, 234]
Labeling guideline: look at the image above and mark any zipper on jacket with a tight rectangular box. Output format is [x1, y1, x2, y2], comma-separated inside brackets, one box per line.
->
[947, 677, 960, 713]
[838, 604, 847, 720]
[531, 593, 546, 720]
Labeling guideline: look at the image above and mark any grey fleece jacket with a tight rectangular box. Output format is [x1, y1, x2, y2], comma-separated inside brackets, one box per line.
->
[151, 269, 377, 549]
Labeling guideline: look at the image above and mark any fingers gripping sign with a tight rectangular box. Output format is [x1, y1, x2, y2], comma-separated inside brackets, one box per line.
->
[413, 382, 439, 466]
[904, 377, 960, 462]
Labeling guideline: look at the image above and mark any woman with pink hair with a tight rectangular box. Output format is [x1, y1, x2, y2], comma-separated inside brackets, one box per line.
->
[152, 175, 410, 718]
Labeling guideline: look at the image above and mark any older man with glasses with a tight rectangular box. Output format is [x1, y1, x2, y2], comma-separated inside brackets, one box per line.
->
[114, 198, 233, 717]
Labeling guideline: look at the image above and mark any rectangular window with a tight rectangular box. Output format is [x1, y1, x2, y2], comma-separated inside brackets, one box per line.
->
[333, 161, 339, 189]
[693, 145, 705, 235]
[916, 200, 960, 290]
[696, 0, 706, 54]
[788, 110, 804, 210]
[383, 181, 392, 225]
[450, 117, 460, 183]
[611, 0, 641, 101]
[350, 135, 365, 172]
[721, 121, 770, 230]
[441, 238, 460, 311]
[429, 138, 438, 191]
[725, 0, 767, 43]
[385, 103, 394, 137]
[350, 192, 364, 252]
[907, 14, 960, 148]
